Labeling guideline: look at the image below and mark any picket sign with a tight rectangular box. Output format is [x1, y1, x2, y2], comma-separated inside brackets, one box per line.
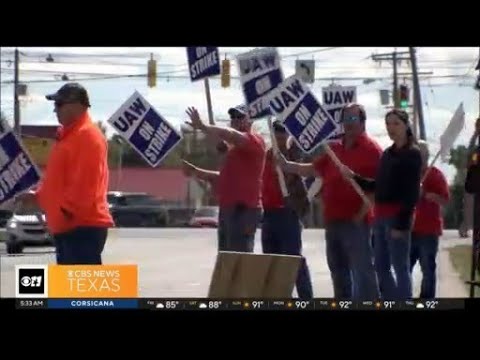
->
[267, 117, 289, 197]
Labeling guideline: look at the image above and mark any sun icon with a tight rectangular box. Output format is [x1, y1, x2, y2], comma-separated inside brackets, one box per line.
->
[244, 302, 250, 308]
[331, 302, 337, 308]
[375, 302, 382, 309]
[287, 302, 293, 308]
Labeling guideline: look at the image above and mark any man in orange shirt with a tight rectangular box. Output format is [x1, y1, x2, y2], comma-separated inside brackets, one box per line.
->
[16, 83, 114, 264]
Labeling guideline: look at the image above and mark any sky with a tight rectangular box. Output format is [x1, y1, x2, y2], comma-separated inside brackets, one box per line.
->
[1, 46, 479, 182]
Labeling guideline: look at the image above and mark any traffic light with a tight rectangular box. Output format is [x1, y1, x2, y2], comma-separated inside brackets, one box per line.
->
[399, 84, 409, 109]
[147, 53, 157, 88]
[221, 59, 230, 88]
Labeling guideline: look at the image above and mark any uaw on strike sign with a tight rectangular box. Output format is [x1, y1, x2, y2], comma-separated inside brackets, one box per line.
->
[322, 85, 357, 139]
[0, 119, 41, 205]
[107, 91, 182, 167]
[238, 47, 284, 119]
[268, 76, 337, 154]
[186, 47, 221, 81]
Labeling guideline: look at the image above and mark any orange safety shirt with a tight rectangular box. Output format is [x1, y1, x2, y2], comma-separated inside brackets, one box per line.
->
[35, 112, 114, 235]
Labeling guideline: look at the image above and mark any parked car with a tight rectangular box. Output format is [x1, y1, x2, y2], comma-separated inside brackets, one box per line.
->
[189, 206, 219, 228]
[5, 206, 52, 254]
[107, 191, 168, 227]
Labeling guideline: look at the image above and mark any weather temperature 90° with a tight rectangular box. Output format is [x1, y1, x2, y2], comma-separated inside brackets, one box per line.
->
[295, 301, 311, 309]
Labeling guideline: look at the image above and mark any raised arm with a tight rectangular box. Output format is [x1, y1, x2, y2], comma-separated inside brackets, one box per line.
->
[185, 107, 249, 148]
[182, 160, 219, 183]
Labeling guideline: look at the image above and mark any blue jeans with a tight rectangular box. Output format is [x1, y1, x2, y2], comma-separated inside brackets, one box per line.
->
[325, 221, 379, 300]
[410, 234, 439, 299]
[373, 217, 412, 300]
[54, 227, 108, 265]
[218, 207, 260, 253]
[261, 208, 313, 300]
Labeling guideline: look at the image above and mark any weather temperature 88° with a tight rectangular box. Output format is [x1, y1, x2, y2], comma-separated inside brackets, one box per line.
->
[209, 301, 221, 309]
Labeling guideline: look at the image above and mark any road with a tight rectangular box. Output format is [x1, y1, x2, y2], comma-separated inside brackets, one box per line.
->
[0, 229, 471, 298]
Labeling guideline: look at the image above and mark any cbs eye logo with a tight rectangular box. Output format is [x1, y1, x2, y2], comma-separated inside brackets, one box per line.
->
[16, 266, 48, 297]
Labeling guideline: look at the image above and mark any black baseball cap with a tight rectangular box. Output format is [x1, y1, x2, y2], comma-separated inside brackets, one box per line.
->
[46, 82, 91, 107]
[228, 104, 249, 118]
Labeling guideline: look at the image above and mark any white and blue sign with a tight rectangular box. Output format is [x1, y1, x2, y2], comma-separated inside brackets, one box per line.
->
[322, 85, 357, 140]
[187, 47, 221, 82]
[268, 76, 337, 154]
[107, 91, 182, 168]
[0, 120, 41, 204]
[237, 47, 284, 119]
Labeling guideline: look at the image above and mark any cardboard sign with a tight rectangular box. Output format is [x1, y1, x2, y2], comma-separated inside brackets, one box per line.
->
[208, 252, 301, 298]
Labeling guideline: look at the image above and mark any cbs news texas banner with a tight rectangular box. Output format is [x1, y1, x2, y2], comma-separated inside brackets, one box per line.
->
[15, 264, 138, 309]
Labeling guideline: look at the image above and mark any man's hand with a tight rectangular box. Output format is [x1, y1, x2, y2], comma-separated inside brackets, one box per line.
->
[15, 190, 37, 208]
[353, 212, 364, 225]
[338, 163, 355, 179]
[185, 107, 206, 131]
[61, 207, 73, 220]
[182, 160, 197, 177]
[273, 150, 288, 170]
[391, 229, 407, 239]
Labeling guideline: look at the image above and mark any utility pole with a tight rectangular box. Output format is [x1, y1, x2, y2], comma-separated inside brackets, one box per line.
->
[372, 50, 410, 109]
[14, 48, 20, 135]
[409, 47, 426, 140]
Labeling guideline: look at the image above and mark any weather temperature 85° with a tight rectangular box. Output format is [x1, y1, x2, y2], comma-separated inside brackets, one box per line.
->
[165, 301, 179, 309]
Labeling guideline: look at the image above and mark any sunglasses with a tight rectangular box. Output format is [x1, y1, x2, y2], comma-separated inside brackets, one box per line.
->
[342, 115, 361, 123]
[54, 101, 78, 108]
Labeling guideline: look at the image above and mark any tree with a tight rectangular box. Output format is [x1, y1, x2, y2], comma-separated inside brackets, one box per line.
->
[444, 145, 470, 228]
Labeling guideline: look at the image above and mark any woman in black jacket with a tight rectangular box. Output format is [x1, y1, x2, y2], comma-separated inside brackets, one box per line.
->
[341, 109, 422, 300]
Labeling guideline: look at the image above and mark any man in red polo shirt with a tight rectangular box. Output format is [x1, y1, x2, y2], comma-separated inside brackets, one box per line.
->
[277, 104, 381, 300]
[262, 120, 313, 299]
[183, 105, 266, 252]
[410, 140, 450, 298]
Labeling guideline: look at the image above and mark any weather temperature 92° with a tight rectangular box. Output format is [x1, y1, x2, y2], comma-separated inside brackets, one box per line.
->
[339, 301, 353, 309]
[425, 301, 439, 309]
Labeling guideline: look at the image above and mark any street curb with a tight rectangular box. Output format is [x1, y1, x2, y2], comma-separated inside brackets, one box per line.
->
[438, 248, 468, 297]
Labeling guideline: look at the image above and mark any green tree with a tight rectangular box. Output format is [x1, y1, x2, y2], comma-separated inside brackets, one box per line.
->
[444, 145, 469, 228]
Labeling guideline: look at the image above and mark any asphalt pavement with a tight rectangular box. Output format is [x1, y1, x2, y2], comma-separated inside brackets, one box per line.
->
[0, 228, 471, 298]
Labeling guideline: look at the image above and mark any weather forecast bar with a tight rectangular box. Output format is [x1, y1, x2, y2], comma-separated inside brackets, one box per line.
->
[15, 298, 466, 310]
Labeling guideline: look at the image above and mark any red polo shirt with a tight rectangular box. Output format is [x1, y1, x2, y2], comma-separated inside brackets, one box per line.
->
[313, 133, 382, 224]
[262, 149, 284, 209]
[217, 131, 266, 208]
[413, 167, 449, 236]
